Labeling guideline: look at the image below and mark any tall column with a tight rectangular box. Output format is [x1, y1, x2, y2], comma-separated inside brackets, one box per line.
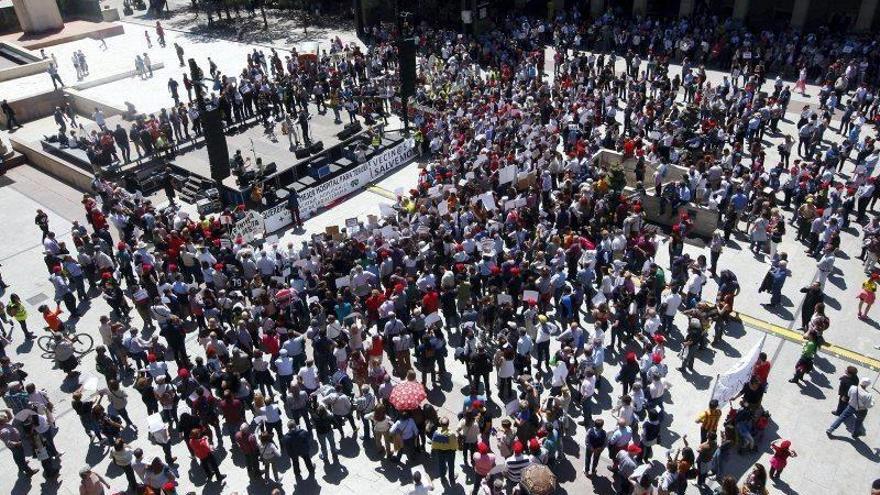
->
[633, 0, 647, 17]
[679, 0, 695, 17]
[12, 0, 63, 34]
[732, 0, 750, 21]
[590, 0, 604, 18]
[790, 0, 811, 29]
[855, 0, 879, 31]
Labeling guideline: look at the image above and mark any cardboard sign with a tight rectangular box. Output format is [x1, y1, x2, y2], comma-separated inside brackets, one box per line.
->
[335, 276, 350, 288]
[346, 217, 359, 229]
[522, 290, 539, 303]
[325, 225, 341, 241]
[516, 171, 536, 191]
[497, 294, 513, 305]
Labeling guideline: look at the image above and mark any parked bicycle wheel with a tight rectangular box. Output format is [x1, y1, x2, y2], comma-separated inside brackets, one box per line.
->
[37, 335, 56, 354]
[71, 333, 94, 355]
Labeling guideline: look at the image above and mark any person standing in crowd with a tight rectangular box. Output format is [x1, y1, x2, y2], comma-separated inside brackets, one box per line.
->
[827, 378, 875, 439]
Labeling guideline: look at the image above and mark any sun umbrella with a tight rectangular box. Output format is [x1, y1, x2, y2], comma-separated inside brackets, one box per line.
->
[389, 380, 427, 411]
[520, 464, 557, 495]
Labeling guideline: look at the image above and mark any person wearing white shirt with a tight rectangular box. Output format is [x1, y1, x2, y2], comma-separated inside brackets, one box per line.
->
[534, 317, 557, 371]
[579, 370, 596, 424]
[646, 374, 669, 413]
[551, 356, 568, 391]
[642, 309, 661, 337]
[274, 349, 295, 393]
[685, 269, 706, 307]
[298, 360, 320, 393]
[660, 291, 681, 333]
[827, 378, 875, 438]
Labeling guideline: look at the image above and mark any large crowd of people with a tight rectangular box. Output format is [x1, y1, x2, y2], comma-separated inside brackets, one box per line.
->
[0, 7, 878, 495]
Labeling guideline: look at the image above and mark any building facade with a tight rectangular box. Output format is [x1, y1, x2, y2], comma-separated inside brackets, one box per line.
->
[359, 0, 880, 32]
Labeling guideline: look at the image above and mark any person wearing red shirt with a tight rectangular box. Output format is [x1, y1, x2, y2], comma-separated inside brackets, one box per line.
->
[219, 390, 244, 445]
[187, 429, 225, 482]
[365, 290, 385, 324]
[39, 303, 64, 332]
[422, 289, 439, 315]
[753, 352, 772, 387]
[261, 330, 280, 358]
[234, 423, 262, 478]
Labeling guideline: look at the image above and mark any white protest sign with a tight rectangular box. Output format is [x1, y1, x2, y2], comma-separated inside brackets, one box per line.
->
[522, 290, 539, 303]
[335, 276, 351, 288]
[425, 312, 442, 327]
[297, 140, 416, 219]
[147, 413, 165, 433]
[262, 202, 292, 233]
[712, 334, 766, 404]
[231, 210, 266, 242]
[379, 203, 396, 218]
[480, 192, 497, 211]
[499, 165, 516, 184]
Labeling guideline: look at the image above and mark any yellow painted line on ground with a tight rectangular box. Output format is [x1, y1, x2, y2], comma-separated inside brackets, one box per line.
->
[736, 312, 880, 371]
[366, 185, 398, 200]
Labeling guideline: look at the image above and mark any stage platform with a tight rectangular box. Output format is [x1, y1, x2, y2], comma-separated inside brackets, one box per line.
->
[171, 108, 367, 193]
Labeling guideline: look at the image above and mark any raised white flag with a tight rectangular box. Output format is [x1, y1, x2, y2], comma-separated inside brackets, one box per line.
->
[711, 334, 766, 404]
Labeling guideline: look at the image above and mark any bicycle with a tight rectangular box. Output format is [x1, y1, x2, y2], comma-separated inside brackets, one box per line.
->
[37, 331, 94, 357]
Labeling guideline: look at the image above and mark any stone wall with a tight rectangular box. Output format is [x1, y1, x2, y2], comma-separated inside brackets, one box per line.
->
[10, 138, 94, 191]
[591, 148, 718, 237]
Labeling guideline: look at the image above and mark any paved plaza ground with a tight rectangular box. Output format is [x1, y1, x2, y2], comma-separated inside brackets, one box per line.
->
[0, 5, 878, 495]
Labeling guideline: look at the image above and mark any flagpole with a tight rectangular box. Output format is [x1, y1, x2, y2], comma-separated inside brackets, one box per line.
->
[710, 373, 720, 400]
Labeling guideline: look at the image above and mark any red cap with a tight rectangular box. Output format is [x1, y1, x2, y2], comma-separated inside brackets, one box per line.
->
[528, 438, 541, 451]
[214, 263, 224, 270]
[52, 266, 62, 273]
[627, 443, 642, 455]
[512, 440, 524, 454]
[147, 353, 157, 363]
[162, 481, 177, 490]
[177, 368, 190, 378]
[117, 241, 127, 250]
[652, 353, 662, 364]
[477, 442, 489, 454]
[653, 334, 666, 344]
[626, 352, 637, 363]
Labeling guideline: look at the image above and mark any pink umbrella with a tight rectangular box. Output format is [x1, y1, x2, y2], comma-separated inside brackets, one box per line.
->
[389, 380, 427, 411]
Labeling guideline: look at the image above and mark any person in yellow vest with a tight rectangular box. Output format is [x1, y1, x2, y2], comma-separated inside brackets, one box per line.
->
[430, 416, 459, 485]
[5, 293, 34, 339]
